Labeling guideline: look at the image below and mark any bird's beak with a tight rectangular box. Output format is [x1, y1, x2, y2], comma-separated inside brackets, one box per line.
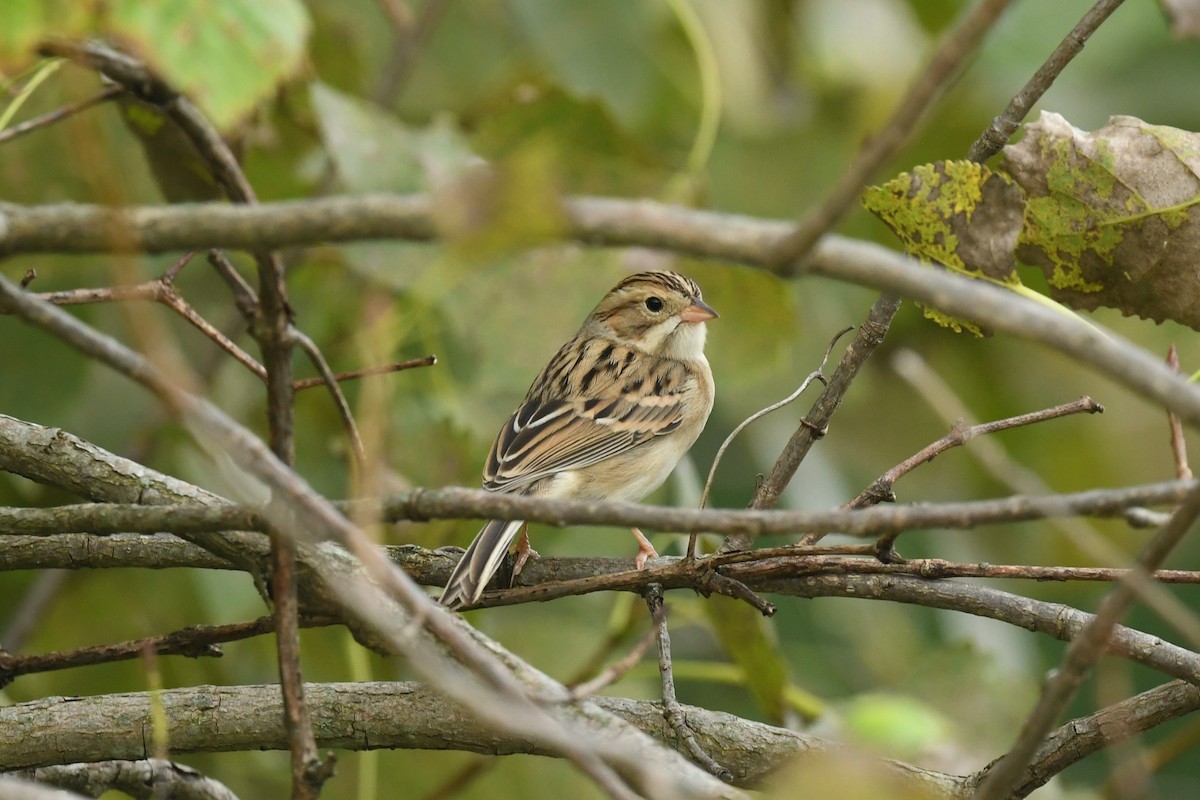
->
[679, 298, 719, 324]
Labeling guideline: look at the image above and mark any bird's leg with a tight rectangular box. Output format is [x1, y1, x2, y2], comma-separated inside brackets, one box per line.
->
[630, 527, 659, 569]
[511, 523, 539, 579]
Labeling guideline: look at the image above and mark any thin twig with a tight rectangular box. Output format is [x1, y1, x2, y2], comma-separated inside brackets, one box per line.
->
[646, 585, 732, 781]
[890, 349, 1200, 651]
[844, 395, 1105, 558]
[569, 621, 659, 699]
[2, 479, 1193, 542]
[0, 84, 122, 147]
[1167, 345, 1192, 480]
[292, 356, 438, 390]
[768, 0, 1017, 269]
[3, 252, 271, 380]
[726, 555, 1200, 586]
[966, 0, 1128, 162]
[690, 326, 849, 557]
[721, 294, 902, 554]
[0, 616, 334, 687]
[852, 395, 1105, 511]
[973, 482, 1200, 800]
[700, 325, 849, 511]
[206, 250, 260, 322]
[372, 0, 452, 105]
[0, 570, 68, 654]
[292, 329, 367, 475]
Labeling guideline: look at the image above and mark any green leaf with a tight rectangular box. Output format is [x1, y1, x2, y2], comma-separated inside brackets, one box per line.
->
[841, 693, 952, 759]
[508, 0, 659, 125]
[471, 81, 670, 195]
[703, 594, 820, 723]
[103, 0, 310, 131]
[116, 94, 225, 202]
[311, 81, 444, 194]
[0, 1, 92, 72]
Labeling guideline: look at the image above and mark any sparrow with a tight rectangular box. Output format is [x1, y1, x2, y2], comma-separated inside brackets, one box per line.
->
[439, 270, 718, 609]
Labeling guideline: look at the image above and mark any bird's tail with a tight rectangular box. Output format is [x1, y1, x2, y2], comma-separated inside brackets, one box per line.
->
[439, 519, 525, 610]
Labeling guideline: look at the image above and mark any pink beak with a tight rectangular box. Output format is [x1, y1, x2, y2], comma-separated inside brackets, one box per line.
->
[679, 298, 719, 324]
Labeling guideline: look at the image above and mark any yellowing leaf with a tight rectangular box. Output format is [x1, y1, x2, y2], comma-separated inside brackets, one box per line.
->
[703, 594, 821, 723]
[1003, 112, 1200, 330]
[863, 160, 1025, 335]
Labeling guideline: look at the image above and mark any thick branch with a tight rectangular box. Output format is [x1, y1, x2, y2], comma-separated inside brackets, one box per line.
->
[0, 681, 959, 795]
[10, 759, 242, 800]
[754, 573, 1200, 688]
[0, 414, 268, 577]
[4, 196, 1200, 435]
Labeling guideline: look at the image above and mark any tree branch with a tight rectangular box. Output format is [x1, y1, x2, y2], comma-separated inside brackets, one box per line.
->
[973, 483, 1200, 799]
[0, 681, 956, 795]
[10, 759, 242, 800]
[966, 0, 1128, 162]
[2, 475, 1191, 542]
[4, 195, 1200, 436]
[770, 0, 1016, 265]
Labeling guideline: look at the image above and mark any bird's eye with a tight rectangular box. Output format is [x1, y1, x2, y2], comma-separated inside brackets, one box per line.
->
[644, 296, 664, 312]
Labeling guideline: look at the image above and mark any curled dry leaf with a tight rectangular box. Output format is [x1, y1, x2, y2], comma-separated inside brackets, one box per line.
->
[1003, 111, 1200, 330]
[862, 160, 1025, 335]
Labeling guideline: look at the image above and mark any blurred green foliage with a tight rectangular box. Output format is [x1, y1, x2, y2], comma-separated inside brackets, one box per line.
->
[2, 1, 1200, 797]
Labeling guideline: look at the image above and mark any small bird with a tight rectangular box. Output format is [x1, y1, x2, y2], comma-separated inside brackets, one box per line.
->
[439, 271, 718, 609]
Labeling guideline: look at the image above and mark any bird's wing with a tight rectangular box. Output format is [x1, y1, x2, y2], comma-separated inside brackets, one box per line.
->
[483, 359, 693, 494]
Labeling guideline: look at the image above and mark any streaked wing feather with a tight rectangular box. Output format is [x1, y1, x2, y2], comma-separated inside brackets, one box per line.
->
[484, 393, 687, 493]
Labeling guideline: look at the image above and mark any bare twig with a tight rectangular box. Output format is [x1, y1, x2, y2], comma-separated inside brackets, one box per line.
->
[852, 395, 1105, 510]
[966, 0, 1128, 162]
[2, 478, 1193, 543]
[890, 349, 1200, 650]
[691, 326, 849, 556]
[1167, 345, 1192, 480]
[1, 252, 270, 380]
[646, 586, 732, 781]
[292, 329, 367, 475]
[372, 0, 453, 105]
[840, 395, 1105, 558]
[206, 250, 260, 321]
[973, 484, 1200, 800]
[0, 570, 68, 653]
[0, 85, 122, 146]
[0, 616, 335, 687]
[292, 356, 438, 390]
[569, 620, 659, 699]
[722, 294, 903, 553]
[769, 0, 1016, 268]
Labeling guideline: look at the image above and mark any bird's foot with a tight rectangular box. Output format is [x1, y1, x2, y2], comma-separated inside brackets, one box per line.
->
[511, 525, 540, 580]
[631, 527, 659, 569]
